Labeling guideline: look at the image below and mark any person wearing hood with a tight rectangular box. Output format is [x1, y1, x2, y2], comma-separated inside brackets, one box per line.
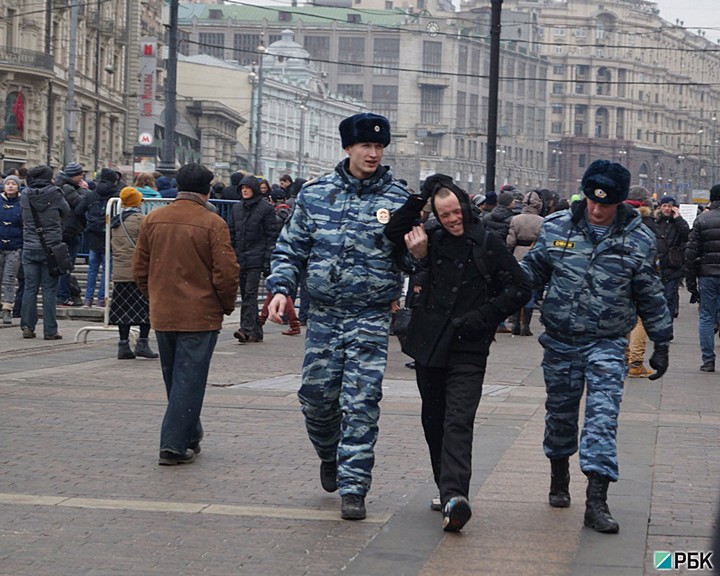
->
[55, 162, 87, 306]
[520, 160, 672, 534]
[75, 167, 119, 307]
[265, 112, 409, 522]
[108, 187, 157, 360]
[228, 174, 278, 344]
[655, 195, 689, 321]
[155, 175, 178, 199]
[384, 173, 531, 532]
[19, 165, 70, 339]
[507, 189, 546, 336]
[0, 175, 23, 324]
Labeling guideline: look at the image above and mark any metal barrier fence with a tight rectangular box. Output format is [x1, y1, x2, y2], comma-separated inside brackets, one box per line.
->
[74, 197, 240, 343]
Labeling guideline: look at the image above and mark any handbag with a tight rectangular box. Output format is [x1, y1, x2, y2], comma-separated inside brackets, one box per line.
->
[28, 201, 73, 277]
[390, 307, 412, 337]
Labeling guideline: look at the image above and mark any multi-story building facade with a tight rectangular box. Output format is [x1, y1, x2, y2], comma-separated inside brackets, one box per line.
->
[482, 0, 720, 200]
[178, 3, 550, 194]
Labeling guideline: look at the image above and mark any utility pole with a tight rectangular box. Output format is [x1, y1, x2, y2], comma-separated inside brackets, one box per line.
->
[93, 0, 101, 176]
[485, 0, 502, 194]
[45, 0, 53, 165]
[158, 0, 178, 175]
[63, 0, 80, 167]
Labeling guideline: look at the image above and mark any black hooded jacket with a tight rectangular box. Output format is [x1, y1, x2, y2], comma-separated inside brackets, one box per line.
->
[228, 176, 278, 269]
[55, 172, 86, 240]
[385, 187, 531, 367]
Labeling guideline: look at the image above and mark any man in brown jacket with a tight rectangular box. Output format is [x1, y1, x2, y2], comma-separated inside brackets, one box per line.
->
[133, 163, 240, 465]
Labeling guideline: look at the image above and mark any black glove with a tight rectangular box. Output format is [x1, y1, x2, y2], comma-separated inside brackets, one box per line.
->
[451, 310, 493, 342]
[690, 291, 700, 304]
[420, 173, 453, 202]
[647, 342, 669, 381]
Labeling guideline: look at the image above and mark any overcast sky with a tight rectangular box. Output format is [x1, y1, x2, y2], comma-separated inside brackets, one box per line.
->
[653, 0, 720, 42]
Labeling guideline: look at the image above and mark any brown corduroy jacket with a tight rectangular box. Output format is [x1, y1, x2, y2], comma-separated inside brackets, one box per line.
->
[132, 193, 240, 331]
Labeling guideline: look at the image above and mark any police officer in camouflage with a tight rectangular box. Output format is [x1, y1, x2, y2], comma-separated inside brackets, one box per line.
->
[266, 113, 409, 521]
[520, 160, 672, 534]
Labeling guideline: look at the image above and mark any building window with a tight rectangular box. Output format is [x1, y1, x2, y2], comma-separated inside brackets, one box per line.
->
[233, 34, 261, 66]
[339, 37, 365, 74]
[553, 27, 566, 37]
[578, 154, 587, 168]
[337, 84, 364, 100]
[552, 104, 563, 114]
[199, 32, 224, 59]
[457, 91, 466, 127]
[458, 45, 468, 78]
[420, 86, 443, 124]
[574, 121, 584, 136]
[575, 82, 585, 94]
[372, 85, 398, 124]
[422, 41, 442, 76]
[552, 83, 564, 95]
[551, 122, 562, 134]
[469, 94, 479, 128]
[373, 37, 399, 76]
[553, 64, 564, 75]
[304, 36, 329, 74]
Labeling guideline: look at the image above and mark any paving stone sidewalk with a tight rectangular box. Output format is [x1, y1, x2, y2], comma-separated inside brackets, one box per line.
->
[0, 296, 717, 575]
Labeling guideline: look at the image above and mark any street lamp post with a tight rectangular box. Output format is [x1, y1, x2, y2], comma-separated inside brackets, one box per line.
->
[414, 140, 424, 190]
[253, 44, 266, 176]
[551, 148, 563, 194]
[297, 100, 308, 179]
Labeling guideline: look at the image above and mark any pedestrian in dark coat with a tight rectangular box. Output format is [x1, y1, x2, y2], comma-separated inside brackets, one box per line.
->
[385, 173, 531, 532]
[655, 195, 689, 319]
[228, 174, 278, 343]
[55, 162, 87, 305]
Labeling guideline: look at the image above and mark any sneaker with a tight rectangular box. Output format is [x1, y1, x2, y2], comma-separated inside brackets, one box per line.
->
[233, 329, 248, 343]
[320, 460, 338, 493]
[442, 496, 472, 532]
[430, 494, 442, 511]
[188, 441, 202, 455]
[96, 299, 106, 307]
[83, 299, 93, 308]
[43, 333, 63, 341]
[158, 449, 196, 466]
[628, 363, 652, 378]
[57, 299, 75, 307]
[341, 494, 366, 520]
[21, 327, 36, 339]
[700, 362, 715, 372]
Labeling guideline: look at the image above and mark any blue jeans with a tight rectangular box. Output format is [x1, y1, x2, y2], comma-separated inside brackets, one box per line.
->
[85, 249, 106, 301]
[156, 331, 218, 453]
[21, 249, 59, 336]
[698, 276, 720, 364]
[57, 235, 81, 302]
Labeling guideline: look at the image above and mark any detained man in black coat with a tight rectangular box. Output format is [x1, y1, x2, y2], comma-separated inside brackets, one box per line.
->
[385, 174, 531, 532]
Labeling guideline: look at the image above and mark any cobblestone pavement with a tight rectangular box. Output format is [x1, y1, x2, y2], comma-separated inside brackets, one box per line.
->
[0, 293, 718, 575]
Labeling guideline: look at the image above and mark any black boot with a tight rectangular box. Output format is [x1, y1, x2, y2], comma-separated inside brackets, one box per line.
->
[510, 311, 521, 335]
[117, 340, 136, 360]
[520, 307, 534, 336]
[134, 337, 158, 359]
[584, 472, 619, 533]
[549, 457, 571, 508]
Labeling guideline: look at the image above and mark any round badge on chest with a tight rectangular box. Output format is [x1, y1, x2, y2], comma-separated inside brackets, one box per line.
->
[376, 208, 390, 224]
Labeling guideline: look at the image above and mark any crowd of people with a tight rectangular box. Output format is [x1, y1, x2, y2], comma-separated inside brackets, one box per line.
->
[1, 109, 717, 536]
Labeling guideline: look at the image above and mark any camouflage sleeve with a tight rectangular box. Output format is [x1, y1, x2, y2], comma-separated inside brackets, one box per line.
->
[265, 193, 313, 297]
[519, 223, 553, 289]
[633, 243, 673, 344]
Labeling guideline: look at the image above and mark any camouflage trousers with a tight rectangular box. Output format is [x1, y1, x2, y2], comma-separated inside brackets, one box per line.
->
[539, 332, 628, 481]
[298, 305, 390, 496]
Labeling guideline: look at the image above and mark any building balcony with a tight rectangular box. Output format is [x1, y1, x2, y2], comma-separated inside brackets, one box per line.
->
[0, 47, 53, 73]
[417, 75, 450, 88]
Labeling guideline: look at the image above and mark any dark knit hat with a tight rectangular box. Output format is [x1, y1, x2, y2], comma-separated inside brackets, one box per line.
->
[659, 195, 677, 206]
[239, 175, 260, 197]
[99, 168, 118, 183]
[581, 160, 631, 205]
[711, 184, 720, 202]
[339, 113, 391, 148]
[498, 191, 514, 207]
[63, 162, 84, 177]
[176, 163, 214, 195]
[484, 190, 498, 206]
[27, 164, 54, 185]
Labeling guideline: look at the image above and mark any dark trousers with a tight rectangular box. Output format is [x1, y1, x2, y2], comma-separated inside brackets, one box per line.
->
[239, 268, 263, 338]
[415, 360, 487, 505]
[156, 330, 218, 453]
[56, 235, 80, 302]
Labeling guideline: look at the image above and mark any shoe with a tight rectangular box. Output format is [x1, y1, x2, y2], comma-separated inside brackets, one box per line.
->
[282, 320, 301, 335]
[57, 299, 76, 307]
[628, 363, 652, 378]
[549, 457, 571, 508]
[83, 299, 93, 308]
[430, 493, 442, 511]
[233, 329, 248, 343]
[700, 362, 715, 372]
[2, 309, 11, 324]
[320, 460, 338, 493]
[442, 496, 472, 532]
[158, 449, 196, 466]
[583, 473, 619, 534]
[21, 327, 36, 339]
[117, 340, 136, 359]
[134, 337, 158, 359]
[96, 299, 106, 307]
[405, 361, 416, 370]
[246, 334, 263, 343]
[188, 441, 202, 455]
[341, 494, 366, 520]
[43, 333, 63, 340]
[495, 325, 512, 334]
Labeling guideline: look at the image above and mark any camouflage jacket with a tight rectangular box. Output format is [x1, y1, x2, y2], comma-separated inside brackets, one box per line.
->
[266, 159, 410, 312]
[520, 201, 672, 345]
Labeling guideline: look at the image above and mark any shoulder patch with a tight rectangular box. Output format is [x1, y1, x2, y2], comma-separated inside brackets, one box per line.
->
[552, 240, 575, 249]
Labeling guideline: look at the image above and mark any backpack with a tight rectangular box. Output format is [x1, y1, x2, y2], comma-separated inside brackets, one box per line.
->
[85, 194, 108, 233]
